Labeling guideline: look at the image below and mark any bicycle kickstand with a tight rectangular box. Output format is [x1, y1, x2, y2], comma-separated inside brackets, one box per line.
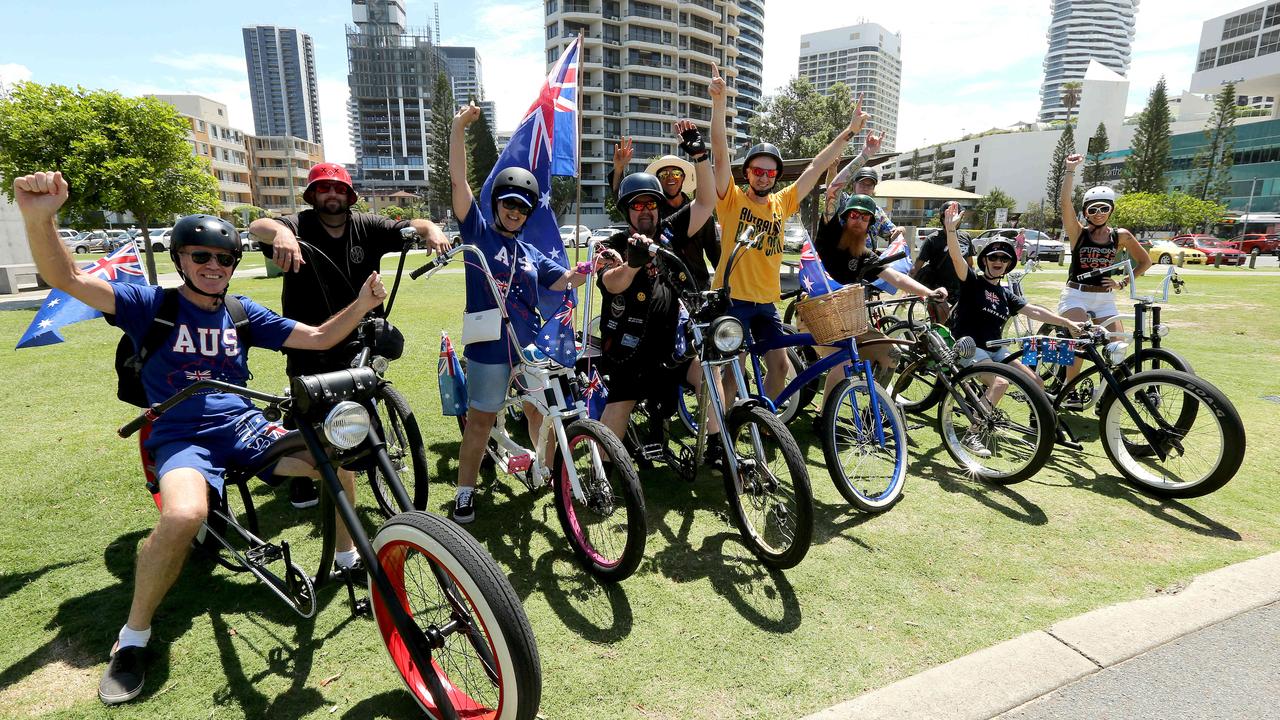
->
[333, 563, 371, 617]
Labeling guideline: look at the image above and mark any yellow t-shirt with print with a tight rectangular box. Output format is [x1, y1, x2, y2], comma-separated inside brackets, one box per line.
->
[712, 183, 800, 303]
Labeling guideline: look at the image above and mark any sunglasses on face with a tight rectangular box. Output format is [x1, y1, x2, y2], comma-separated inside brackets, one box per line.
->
[985, 254, 1013, 264]
[844, 211, 873, 222]
[183, 250, 237, 268]
[312, 181, 346, 195]
[656, 168, 685, 180]
[1085, 203, 1112, 216]
[499, 198, 533, 216]
[748, 167, 779, 179]
[629, 199, 659, 212]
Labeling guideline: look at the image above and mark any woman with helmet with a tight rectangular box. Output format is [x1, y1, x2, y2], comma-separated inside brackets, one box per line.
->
[943, 202, 1083, 393]
[449, 103, 599, 524]
[13, 170, 389, 705]
[1059, 153, 1151, 386]
[709, 61, 873, 400]
[809, 192, 948, 400]
[596, 120, 723, 453]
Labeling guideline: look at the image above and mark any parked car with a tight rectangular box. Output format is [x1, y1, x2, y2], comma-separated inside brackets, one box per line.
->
[782, 225, 810, 252]
[559, 224, 592, 248]
[66, 230, 111, 254]
[237, 231, 257, 252]
[57, 229, 79, 242]
[1225, 233, 1280, 257]
[1171, 235, 1246, 266]
[1148, 240, 1206, 265]
[145, 227, 174, 251]
[589, 227, 620, 245]
[972, 228, 1065, 263]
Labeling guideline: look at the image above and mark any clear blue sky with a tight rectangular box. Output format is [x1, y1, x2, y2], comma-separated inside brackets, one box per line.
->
[1, 0, 1209, 164]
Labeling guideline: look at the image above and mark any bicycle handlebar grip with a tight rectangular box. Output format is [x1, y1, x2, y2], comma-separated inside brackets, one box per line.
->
[118, 409, 157, 438]
[409, 260, 437, 280]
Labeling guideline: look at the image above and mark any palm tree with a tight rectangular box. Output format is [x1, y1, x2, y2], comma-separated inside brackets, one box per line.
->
[1060, 81, 1083, 126]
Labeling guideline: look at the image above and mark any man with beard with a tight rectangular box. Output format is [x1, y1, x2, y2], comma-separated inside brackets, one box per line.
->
[596, 120, 724, 454]
[609, 140, 719, 289]
[248, 163, 450, 509]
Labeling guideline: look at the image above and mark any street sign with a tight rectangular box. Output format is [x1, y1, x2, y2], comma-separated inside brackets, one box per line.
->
[995, 207, 1008, 225]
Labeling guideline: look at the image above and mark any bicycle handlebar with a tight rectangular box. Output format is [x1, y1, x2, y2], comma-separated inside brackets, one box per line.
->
[119, 380, 286, 438]
[409, 243, 511, 321]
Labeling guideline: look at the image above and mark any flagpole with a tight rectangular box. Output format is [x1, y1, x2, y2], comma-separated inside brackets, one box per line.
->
[571, 32, 591, 342]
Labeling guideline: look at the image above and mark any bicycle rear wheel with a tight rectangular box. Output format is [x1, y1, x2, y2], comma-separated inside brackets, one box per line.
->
[937, 362, 1056, 485]
[368, 385, 430, 517]
[723, 405, 813, 569]
[822, 377, 908, 512]
[890, 355, 946, 414]
[1098, 370, 1244, 498]
[372, 511, 542, 720]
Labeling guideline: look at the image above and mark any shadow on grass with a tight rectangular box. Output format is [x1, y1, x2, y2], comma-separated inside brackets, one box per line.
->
[0, 559, 84, 603]
[341, 690, 423, 718]
[908, 442, 1048, 526]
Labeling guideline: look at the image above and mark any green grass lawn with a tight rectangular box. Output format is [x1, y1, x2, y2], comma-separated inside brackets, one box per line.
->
[1, 260, 1278, 719]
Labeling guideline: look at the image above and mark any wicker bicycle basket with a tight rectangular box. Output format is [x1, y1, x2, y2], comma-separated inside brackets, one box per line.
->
[794, 284, 869, 344]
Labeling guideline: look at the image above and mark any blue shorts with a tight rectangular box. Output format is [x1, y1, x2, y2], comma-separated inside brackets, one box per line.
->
[152, 410, 289, 496]
[465, 361, 540, 413]
[727, 300, 786, 345]
[961, 346, 1011, 366]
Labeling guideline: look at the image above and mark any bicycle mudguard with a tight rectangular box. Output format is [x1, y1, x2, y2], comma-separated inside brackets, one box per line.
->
[138, 425, 162, 510]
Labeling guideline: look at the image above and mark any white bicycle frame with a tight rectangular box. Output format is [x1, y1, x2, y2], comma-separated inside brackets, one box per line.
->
[419, 243, 601, 504]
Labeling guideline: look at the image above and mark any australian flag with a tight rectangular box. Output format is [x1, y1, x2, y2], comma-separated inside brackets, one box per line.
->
[17, 242, 147, 349]
[438, 332, 468, 416]
[798, 240, 842, 298]
[535, 292, 577, 368]
[479, 35, 580, 321]
[871, 235, 914, 295]
[583, 367, 608, 420]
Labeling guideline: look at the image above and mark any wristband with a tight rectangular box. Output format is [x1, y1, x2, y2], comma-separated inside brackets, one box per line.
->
[574, 261, 594, 275]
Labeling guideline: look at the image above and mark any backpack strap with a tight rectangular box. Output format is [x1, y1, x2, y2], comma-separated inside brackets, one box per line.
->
[223, 294, 252, 348]
[135, 288, 181, 367]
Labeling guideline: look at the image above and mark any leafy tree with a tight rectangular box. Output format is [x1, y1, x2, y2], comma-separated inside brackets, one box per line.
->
[974, 187, 1016, 229]
[928, 145, 942, 182]
[1167, 192, 1226, 233]
[230, 204, 268, 224]
[1083, 122, 1110, 187]
[465, 96, 500, 191]
[551, 176, 577, 219]
[909, 148, 921, 180]
[427, 71, 455, 220]
[1022, 200, 1050, 230]
[352, 198, 371, 213]
[1111, 191, 1167, 236]
[749, 78, 853, 160]
[603, 192, 623, 223]
[1059, 81, 1082, 125]
[1043, 124, 1075, 230]
[0, 82, 220, 282]
[1123, 77, 1171, 194]
[1191, 81, 1237, 203]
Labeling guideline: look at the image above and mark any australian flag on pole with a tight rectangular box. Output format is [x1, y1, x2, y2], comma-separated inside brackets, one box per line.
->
[438, 332, 468, 416]
[16, 242, 147, 349]
[583, 367, 608, 420]
[478, 35, 581, 322]
[535, 292, 578, 368]
[871, 235, 914, 295]
[798, 240, 843, 298]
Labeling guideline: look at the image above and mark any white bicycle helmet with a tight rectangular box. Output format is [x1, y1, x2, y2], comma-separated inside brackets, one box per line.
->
[1082, 185, 1116, 210]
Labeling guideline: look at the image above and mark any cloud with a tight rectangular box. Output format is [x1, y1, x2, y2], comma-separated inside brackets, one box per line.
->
[444, 1, 548, 131]
[0, 63, 33, 86]
[150, 53, 247, 74]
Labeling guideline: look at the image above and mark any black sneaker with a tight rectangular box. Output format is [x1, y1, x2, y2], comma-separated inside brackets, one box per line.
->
[98, 645, 146, 705]
[452, 492, 476, 525]
[289, 477, 319, 509]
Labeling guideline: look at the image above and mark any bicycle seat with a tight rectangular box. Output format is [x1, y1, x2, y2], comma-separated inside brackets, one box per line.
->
[520, 344, 552, 368]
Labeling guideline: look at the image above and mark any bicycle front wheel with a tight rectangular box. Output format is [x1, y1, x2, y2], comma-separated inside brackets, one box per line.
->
[553, 419, 647, 582]
[822, 377, 908, 512]
[372, 511, 542, 720]
[938, 362, 1056, 485]
[368, 385, 430, 517]
[723, 404, 813, 569]
[1098, 370, 1245, 498]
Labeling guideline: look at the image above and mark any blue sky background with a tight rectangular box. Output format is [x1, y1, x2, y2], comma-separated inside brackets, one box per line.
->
[1, 0, 1211, 164]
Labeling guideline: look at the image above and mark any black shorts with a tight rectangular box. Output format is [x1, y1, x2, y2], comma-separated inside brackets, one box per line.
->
[601, 356, 689, 409]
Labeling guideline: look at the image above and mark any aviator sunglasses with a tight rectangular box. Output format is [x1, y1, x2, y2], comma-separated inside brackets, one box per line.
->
[748, 167, 779, 179]
[182, 250, 237, 268]
[656, 168, 685, 180]
[629, 199, 659, 211]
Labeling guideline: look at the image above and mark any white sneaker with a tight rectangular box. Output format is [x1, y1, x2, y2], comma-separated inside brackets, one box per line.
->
[962, 432, 993, 459]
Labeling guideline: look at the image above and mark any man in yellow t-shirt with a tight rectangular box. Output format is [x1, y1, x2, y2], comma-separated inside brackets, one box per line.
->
[708, 62, 870, 398]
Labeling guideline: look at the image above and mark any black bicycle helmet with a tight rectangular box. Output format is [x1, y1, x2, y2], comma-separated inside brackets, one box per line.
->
[977, 237, 1017, 278]
[492, 166, 539, 208]
[852, 166, 879, 184]
[743, 143, 783, 171]
[618, 172, 663, 207]
[169, 214, 241, 301]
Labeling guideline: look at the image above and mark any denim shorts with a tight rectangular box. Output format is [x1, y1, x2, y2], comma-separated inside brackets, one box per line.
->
[726, 300, 786, 345]
[466, 361, 541, 413]
[960, 345, 1011, 367]
[152, 409, 289, 496]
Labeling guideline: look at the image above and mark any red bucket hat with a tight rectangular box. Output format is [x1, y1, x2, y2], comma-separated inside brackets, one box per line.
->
[303, 163, 358, 206]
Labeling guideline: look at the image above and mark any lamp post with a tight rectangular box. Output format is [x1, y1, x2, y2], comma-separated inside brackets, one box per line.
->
[1244, 176, 1263, 218]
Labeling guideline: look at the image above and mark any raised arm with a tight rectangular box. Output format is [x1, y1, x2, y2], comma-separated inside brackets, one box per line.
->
[824, 130, 882, 219]
[794, 95, 869, 198]
[609, 137, 634, 195]
[674, 119, 715, 231]
[707, 62, 733, 199]
[942, 202, 970, 280]
[13, 172, 115, 314]
[450, 104, 481, 224]
[1060, 153, 1084, 245]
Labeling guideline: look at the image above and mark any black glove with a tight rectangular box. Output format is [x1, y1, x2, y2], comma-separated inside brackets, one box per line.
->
[679, 127, 707, 160]
[626, 239, 649, 268]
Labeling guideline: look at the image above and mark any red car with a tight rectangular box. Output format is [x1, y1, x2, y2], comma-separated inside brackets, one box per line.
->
[1227, 233, 1280, 257]
[1171, 235, 1247, 265]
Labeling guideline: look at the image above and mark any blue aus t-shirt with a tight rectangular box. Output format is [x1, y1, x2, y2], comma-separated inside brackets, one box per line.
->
[459, 199, 567, 364]
[109, 284, 296, 448]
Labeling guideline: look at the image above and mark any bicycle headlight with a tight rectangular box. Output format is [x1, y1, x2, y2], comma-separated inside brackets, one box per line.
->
[1105, 341, 1129, 365]
[1154, 323, 1170, 338]
[711, 317, 745, 354]
[323, 401, 371, 450]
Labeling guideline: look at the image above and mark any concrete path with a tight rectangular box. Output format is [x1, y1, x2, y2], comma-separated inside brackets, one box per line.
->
[806, 552, 1280, 720]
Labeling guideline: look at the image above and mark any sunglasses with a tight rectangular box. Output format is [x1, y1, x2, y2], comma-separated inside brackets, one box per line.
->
[844, 211, 873, 222]
[499, 198, 533, 216]
[312, 181, 347, 195]
[182, 250, 237, 268]
[629, 199, 659, 212]
[985, 254, 1013, 263]
[748, 167, 779, 179]
[1085, 203, 1112, 216]
[656, 168, 685, 180]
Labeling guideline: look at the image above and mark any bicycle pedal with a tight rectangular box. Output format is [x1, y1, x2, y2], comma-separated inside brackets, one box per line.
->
[638, 443, 667, 461]
[507, 454, 533, 474]
[245, 542, 283, 568]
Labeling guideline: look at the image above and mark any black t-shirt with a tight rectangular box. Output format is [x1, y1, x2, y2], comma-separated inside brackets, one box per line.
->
[1067, 227, 1119, 286]
[913, 229, 973, 300]
[264, 210, 408, 371]
[815, 214, 883, 286]
[595, 212, 696, 367]
[607, 167, 719, 287]
[947, 271, 1028, 350]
